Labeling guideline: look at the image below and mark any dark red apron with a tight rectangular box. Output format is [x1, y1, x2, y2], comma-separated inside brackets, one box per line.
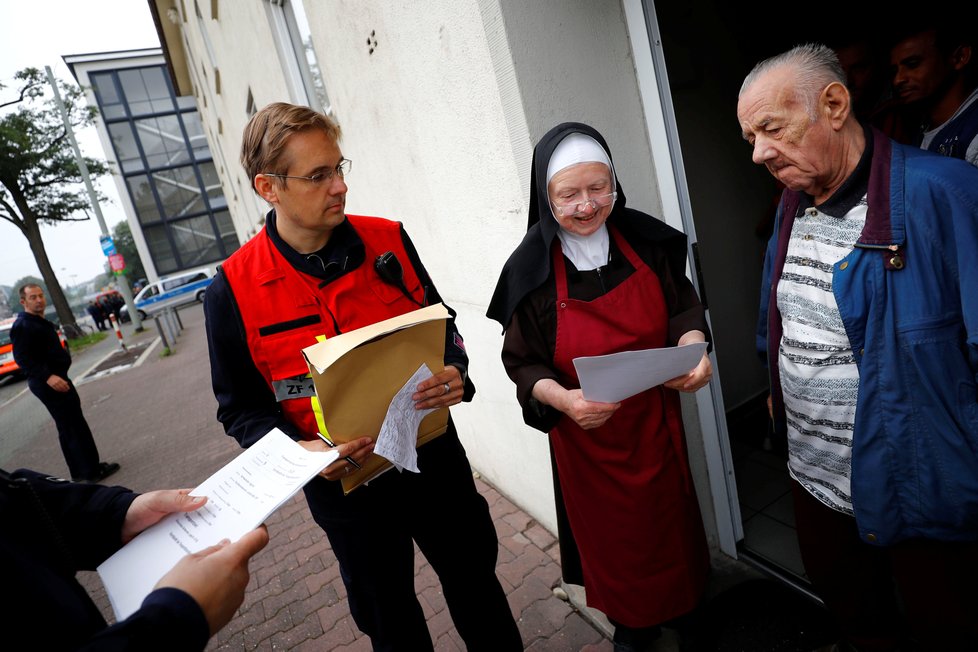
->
[550, 225, 708, 627]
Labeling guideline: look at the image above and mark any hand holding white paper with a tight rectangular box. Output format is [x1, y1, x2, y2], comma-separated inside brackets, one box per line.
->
[573, 342, 708, 403]
[97, 429, 338, 620]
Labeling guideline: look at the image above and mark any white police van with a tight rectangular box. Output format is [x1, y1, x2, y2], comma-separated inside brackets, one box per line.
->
[125, 267, 215, 321]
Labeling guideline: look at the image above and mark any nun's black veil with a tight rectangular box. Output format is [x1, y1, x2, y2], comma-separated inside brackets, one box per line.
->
[486, 122, 687, 328]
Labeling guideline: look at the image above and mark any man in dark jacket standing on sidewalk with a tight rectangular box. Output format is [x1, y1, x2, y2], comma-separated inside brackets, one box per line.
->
[10, 284, 119, 482]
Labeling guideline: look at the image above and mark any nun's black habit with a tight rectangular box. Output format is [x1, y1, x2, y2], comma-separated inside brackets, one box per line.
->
[487, 122, 710, 628]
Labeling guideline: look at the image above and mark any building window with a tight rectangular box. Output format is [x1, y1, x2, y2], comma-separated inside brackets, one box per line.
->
[144, 224, 178, 274]
[155, 165, 209, 218]
[127, 175, 162, 224]
[266, 0, 331, 114]
[134, 115, 192, 168]
[198, 161, 227, 210]
[180, 112, 209, 160]
[194, 0, 216, 65]
[90, 72, 127, 120]
[168, 213, 225, 268]
[89, 63, 239, 274]
[118, 67, 175, 116]
[214, 210, 238, 252]
[107, 122, 144, 173]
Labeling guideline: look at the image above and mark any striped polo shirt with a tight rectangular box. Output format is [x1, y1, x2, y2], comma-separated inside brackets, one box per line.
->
[776, 144, 871, 515]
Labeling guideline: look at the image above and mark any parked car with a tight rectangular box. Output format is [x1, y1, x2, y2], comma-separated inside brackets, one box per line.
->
[121, 268, 216, 321]
[0, 317, 20, 380]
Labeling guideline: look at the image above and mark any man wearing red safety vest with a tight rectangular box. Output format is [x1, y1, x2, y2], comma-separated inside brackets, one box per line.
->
[203, 102, 520, 652]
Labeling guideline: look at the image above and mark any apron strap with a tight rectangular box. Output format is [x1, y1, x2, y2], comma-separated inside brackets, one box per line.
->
[553, 238, 570, 301]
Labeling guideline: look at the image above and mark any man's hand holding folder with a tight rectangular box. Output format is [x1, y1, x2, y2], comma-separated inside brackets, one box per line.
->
[298, 435, 374, 482]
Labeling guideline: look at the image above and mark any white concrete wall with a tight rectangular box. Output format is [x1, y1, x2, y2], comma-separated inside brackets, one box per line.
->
[484, 0, 722, 546]
[174, 0, 289, 241]
[299, 0, 561, 529]
[495, 0, 664, 217]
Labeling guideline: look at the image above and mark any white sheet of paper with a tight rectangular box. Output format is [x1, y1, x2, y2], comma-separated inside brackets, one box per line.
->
[97, 428, 339, 621]
[573, 342, 709, 403]
[373, 363, 435, 473]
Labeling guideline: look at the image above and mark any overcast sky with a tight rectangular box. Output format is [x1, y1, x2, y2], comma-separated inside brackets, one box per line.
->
[0, 0, 161, 289]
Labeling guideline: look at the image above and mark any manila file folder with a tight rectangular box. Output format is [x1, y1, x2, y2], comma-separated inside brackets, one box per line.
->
[302, 303, 450, 494]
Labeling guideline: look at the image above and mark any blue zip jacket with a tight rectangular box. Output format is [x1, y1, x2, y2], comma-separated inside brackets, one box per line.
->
[758, 129, 978, 546]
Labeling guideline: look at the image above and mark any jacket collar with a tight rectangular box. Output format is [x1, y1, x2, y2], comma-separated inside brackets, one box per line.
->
[265, 210, 365, 283]
[859, 126, 904, 247]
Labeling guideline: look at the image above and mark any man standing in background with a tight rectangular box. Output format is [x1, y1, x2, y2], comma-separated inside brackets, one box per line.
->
[11, 284, 119, 482]
[890, 22, 978, 165]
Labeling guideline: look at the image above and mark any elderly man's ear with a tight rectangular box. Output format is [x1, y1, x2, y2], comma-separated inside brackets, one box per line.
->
[820, 81, 851, 129]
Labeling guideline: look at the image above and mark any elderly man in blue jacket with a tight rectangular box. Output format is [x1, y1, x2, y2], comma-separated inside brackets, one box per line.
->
[741, 44, 978, 651]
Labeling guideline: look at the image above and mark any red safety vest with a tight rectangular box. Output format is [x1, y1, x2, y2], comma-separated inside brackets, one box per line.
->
[221, 214, 425, 439]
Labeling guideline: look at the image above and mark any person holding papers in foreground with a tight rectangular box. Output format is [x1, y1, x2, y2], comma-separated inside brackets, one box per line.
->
[487, 123, 713, 652]
[204, 102, 520, 652]
[0, 467, 268, 651]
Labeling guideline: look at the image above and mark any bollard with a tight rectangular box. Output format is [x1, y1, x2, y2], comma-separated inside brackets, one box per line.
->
[151, 308, 185, 354]
[153, 313, 170, 351]
[108, 314, 128, 351]
[162, 309, 177, 351]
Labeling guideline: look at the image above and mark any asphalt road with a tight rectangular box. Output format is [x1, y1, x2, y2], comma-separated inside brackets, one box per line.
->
[0, 316, 160, 468]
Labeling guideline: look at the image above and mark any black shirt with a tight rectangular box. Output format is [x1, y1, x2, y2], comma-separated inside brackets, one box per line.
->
[10, 311, 70, 383]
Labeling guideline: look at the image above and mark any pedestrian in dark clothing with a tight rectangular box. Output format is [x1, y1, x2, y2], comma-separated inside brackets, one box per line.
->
[106, 292, 124, 324]
[0, 466, 269, 651]
[10, 284, 120, 482]
[87, 301, 107, 330]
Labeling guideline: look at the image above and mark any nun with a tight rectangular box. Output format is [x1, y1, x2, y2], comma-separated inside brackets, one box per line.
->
[487, 123, 712, 651]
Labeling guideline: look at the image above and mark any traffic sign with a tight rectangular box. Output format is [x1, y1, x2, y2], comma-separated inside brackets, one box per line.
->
[100, 235, 117, 256]
[109, 253, 126, 272]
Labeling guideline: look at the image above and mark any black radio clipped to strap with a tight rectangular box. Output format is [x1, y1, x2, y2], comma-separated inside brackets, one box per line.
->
[374, 251, 426, 307]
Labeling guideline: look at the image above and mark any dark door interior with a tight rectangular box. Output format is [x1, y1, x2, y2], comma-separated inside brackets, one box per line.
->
[652, 1, 898, 585]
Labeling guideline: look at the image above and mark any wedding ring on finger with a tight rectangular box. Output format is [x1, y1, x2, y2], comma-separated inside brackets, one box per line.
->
[443, 382, 451, 395]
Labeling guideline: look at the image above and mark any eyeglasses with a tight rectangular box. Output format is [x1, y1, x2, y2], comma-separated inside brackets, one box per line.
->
[263, 158, 352, 185]
[552, 191, 617, 217]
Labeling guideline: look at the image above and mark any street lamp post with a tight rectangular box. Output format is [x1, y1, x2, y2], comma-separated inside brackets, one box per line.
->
[45, 66, 144, 331]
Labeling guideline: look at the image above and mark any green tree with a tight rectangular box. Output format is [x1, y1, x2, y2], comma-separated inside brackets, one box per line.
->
[0, 67, 108, 329]
[111, 220, 146, 283]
